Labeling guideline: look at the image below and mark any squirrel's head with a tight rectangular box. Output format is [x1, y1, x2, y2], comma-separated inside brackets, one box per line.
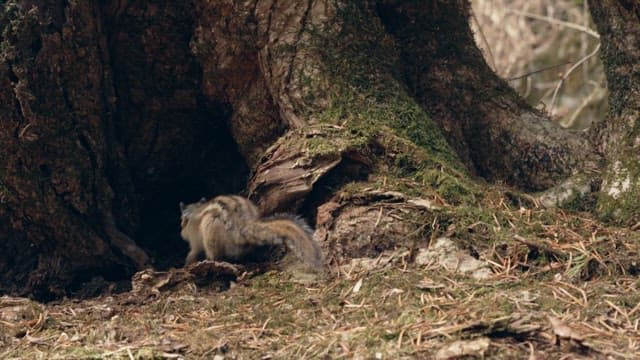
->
[179, 197, 208, 229]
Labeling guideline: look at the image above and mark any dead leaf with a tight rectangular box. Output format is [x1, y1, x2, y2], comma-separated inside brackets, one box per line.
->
[548, 316, 584, 342]
[415, 238, 492, 279]
[352, 279, 363, 293]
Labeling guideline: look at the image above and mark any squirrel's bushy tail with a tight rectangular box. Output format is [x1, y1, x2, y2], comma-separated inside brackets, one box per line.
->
[243, 215, 323, 269]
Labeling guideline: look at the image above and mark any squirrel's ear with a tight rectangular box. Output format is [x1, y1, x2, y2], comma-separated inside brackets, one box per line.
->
[179, 202, 186, 213]
[199, 197, 206, 203]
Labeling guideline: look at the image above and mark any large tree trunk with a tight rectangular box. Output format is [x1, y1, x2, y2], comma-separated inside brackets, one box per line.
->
[0, 1, 247, 299]
[0, 1, 151, 300]
[0, 0, 625, 299]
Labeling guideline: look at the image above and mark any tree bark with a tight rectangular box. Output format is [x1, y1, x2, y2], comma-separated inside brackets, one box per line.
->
[376, 1, 595, 191]
[0, 1, 246, 299]
[0, 0, 624, 299]
[589, 1, 640, 224]
[0, 1, 148, 299]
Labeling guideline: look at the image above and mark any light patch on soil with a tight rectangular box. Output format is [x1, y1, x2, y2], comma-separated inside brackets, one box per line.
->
[415, 237, 493, 280]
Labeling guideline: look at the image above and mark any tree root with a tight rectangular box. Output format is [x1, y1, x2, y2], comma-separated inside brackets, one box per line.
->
[103, 212, 150, 268]
[536, 175, 601, 208]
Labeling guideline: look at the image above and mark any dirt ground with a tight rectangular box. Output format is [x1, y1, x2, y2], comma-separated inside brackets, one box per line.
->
[2, 191, 640, 359]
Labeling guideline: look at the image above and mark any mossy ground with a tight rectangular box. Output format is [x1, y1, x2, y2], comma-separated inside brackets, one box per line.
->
[2, 187, 640, 359]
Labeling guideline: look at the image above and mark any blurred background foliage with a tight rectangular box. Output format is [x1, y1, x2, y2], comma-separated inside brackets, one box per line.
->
[471, 0, 606, 130]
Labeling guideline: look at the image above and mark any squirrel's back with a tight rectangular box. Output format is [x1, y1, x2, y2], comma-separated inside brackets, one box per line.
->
[242, 215, 323, 269]
[180, 195, 323, 269]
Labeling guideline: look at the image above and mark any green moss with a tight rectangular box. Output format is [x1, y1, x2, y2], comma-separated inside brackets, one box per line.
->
[298, 124, 376, 161]
[308, 2, 462, 175]
[598, 193, 640, 224]
[421, 169, 477, 205]
[305, 135, 341, 156]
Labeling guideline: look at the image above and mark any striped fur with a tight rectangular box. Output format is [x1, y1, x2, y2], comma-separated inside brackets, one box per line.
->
[242, 216, 323, 269]
[180, 195, 323, 269]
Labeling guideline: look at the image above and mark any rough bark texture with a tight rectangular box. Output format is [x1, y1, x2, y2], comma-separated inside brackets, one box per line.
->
[376, 1, 594, 191]
[589, 1, 640, 223]
[0, 1, 147, 300]
[0, 0, 607, 299]
[102, 1, 248, 268]
[191, 1, 287, 167]
[0, 1, 246, 299]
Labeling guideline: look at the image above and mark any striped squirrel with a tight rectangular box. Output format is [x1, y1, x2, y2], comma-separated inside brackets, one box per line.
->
[179, 195, 323, 269]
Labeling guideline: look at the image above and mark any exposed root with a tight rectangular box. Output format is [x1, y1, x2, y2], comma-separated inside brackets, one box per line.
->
[536, 175, 601, 208]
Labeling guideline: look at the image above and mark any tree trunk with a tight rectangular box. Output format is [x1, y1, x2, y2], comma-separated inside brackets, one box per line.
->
[0, 1, 150, 300]
[0, 0, 627, 299]
[375, 1, 594, 190]
[0, 1, 247, 299]
[589, 1, 640, 224]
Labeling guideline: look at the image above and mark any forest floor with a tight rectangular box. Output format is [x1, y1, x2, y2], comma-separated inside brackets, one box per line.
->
[1, 190, 640, 359]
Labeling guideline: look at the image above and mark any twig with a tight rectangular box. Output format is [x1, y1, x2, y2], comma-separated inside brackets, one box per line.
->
[505, 9, 600, 39]
[513, 235, 565, 258]
[506, 61, 574, 81]
[549, 43, 601, 116]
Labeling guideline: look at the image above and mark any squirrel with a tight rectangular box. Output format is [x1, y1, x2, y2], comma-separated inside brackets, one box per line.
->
[179, 195, 323, 270]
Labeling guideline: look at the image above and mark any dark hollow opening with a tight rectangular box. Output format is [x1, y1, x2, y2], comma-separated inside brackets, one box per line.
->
[133, 104, 250, 270]
[101, 2, 251, 273]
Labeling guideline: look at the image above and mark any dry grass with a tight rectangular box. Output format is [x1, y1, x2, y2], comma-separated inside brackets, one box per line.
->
[471, 0, 607, 129]
[2, 186, 640, 359]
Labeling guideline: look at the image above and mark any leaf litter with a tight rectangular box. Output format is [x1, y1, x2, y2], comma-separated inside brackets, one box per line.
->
[1, 189, 640, 359]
